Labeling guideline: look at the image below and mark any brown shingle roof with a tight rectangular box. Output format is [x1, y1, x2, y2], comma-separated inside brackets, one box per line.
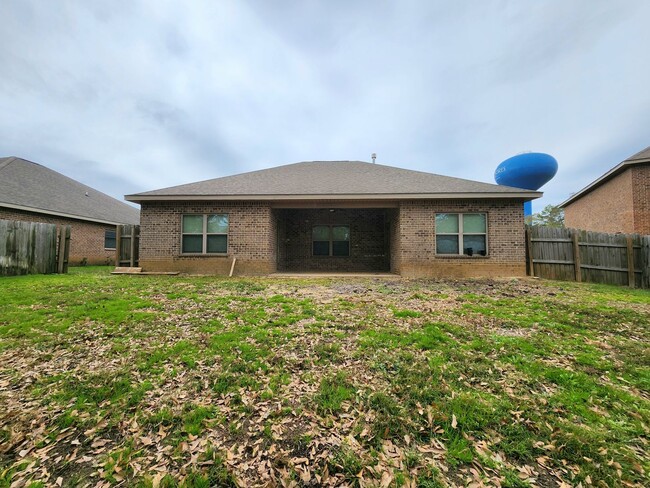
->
[626, 145, 650, 162]
[126, 160, 540, 202]
[0, 157, 140, 225]
[560, 146, 650, 207]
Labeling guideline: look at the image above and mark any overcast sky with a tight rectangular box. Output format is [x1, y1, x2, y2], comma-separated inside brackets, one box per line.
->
[1, 0, 649, 211]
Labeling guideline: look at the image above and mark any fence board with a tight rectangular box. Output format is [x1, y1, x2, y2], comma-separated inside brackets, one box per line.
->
[642, 236, 650, 288]
[526, 226, 649, 288]
[60, 226, 71, 274]
[116, 224, 140, 267]
[0, 220, 58, 275]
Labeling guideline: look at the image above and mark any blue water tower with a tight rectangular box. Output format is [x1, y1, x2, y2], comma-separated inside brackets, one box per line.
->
[494, 153, 558, 216]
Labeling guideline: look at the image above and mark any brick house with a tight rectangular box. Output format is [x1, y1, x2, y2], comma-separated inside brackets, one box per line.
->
[126, 161, 540, 278]
[0, 157, 140, 265]
[561, 146, 650, 234]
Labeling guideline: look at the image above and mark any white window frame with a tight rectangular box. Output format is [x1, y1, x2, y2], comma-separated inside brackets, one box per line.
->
[181, 214, 228, 255]
[435, 213, 488, 256]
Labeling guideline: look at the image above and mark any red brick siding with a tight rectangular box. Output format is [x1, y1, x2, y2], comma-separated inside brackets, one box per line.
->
[0, 207, 117, 265]
[397, 199, 526, 278]
[388, 208, 401, 274]
[139, 201, 276, 275]
[564, 170, 635, 233]
[632, 165, 650, 234]
[140, 199, 527, 278]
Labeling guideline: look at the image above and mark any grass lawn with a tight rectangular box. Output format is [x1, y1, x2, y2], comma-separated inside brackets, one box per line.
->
[0, 267, 648, 487]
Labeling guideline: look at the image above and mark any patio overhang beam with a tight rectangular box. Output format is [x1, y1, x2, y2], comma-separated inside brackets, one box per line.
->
[270, 200, 399, 209]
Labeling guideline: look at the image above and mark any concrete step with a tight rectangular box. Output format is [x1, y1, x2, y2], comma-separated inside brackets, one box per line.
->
[112, 267, 142, 274]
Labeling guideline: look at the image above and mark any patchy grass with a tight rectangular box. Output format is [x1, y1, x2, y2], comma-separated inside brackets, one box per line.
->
[0, 267, 649, 486]
[314, 372, 355, 415]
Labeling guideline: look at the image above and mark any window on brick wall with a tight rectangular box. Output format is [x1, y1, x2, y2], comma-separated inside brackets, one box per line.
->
[182, 214, 228, 254]
[104, 230, 116, 250]
[313, 225, 350, 256]
[435, 213, 487, 256]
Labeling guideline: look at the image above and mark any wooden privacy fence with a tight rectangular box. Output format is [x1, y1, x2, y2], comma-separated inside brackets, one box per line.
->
[0, 219, 71, 276]
[116, 224, 140, 267]
[526, 226, 650, 288]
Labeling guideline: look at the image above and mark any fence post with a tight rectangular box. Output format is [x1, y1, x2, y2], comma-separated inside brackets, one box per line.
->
[641, 236, 650, 289]
[115, 225, 122, 267]
[626, 236, 635, 288]
[526, 226, 534, 276]
[62, 226, 71, 273]
[47, 224, 58, 274]
[572, 229, 581, 282]
[57, 227, 66, 274]
[130, 225, 136, 267]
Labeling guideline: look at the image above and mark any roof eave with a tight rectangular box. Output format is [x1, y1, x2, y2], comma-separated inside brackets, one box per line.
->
[560, 159, 648, 207]
[0, 202, 138, 226]
[126, 191, 542, 203]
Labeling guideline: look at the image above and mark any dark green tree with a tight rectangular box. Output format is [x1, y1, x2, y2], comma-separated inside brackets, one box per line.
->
[526, 204, 564, 227]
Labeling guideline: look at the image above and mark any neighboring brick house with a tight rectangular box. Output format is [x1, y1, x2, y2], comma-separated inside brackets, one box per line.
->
[0, 157, 140, 265]
[561, 146, 650, 234]
[126, 161, 540, 278]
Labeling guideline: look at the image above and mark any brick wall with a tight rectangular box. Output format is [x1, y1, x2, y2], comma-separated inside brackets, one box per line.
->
[564, 170, 635, 233]
[139, 201, 276, 275]
[632, 165, 650, 234]
[139, 199, 527, 278]
[388, 208, 401, 274]
[564, 164, 649, 234]
[0, 207, 117, 265]
[396, 199, 526, 278]
[276, 208, 390, 272]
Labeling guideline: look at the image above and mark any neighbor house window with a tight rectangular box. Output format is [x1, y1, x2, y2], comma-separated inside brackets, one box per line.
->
[435, 213, 487, 256]
[182, 214, 228, 254]
[104, 230, 116, 250]
[313, 225, 350, 256]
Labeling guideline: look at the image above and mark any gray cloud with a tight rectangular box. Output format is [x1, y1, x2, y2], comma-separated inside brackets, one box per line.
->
[1, 0, 649, 212]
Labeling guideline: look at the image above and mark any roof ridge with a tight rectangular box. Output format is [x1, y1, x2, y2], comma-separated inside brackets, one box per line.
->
[132, 160, 492, 195]
[126, 159, 541, 202]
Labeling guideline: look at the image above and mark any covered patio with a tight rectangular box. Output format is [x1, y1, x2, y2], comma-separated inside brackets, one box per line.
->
[274, 207, 397, 273]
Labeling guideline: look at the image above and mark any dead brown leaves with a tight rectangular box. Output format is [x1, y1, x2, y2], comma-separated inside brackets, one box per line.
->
[1, 276, 648, 487]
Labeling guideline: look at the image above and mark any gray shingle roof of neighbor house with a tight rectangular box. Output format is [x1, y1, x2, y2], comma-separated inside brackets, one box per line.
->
[126, 160, 542, 202]
[560, 145, 650, 207]
[0, 157, 140, 225]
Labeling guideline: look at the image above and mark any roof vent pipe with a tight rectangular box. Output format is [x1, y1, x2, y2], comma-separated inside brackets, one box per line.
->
[371, 153, 376, 163]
